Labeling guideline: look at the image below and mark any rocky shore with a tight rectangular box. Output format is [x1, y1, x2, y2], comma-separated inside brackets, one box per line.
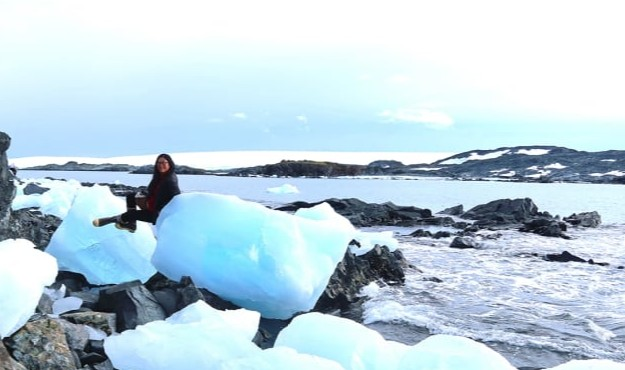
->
[2, 131, 621, 369]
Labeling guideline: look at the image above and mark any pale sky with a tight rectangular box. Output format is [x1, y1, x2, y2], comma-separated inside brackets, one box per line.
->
[1, 0, 624, 158]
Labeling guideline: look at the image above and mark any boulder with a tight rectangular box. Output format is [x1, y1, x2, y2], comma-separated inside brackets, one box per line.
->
[4, 318, 79, 370]
[438, 204, 464, 216]
[449, 236, 479, 249]
[97, 280, 166, 332]
[461, 198, 543, 227]
[563, 211, 601, 228]
[23, 183, 49, 195]
[520, 218, 570, 239]
[3, 209, 61, 250]
[544, 251, 586, 263]
[314, 245, 416, 313]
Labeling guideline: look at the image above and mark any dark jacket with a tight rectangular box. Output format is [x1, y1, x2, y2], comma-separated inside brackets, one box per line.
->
[146, 154, 181, 214]
[150, 173, 181, 213]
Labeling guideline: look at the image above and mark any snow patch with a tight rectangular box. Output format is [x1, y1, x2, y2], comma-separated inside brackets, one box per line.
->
[545, 163, 567, 169]
[440, 150, 510, 165]
[516, 148, 551, 156]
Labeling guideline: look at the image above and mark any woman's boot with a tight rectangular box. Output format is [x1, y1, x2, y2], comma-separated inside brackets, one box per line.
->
[115, 216, 137, 233]
[92, 215, 118, 227]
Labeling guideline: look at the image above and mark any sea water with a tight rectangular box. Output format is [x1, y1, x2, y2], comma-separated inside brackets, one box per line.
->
[19, 170, 625, 368]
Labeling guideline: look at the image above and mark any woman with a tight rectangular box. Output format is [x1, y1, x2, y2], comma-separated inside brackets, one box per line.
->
[92, 153, 181, 232]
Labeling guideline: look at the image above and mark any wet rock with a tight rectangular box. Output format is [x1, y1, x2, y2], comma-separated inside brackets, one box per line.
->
[563, 211, 601, 228]
[520, 218, 570, 239]
[277, 198, 432, 227]
[314, 245, 416, 313]
[544, 251, 586, 263]
[413, 216, 456, 227]
[449, 236, 479, 249]
[433, 231, 452, 239]
[461, 198, 545, 227]
[409, 229, 432, 237]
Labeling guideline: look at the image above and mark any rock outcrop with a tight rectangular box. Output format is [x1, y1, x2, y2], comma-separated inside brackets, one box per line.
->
[0, 132, 15, 231]
[277, 198, 433, 227]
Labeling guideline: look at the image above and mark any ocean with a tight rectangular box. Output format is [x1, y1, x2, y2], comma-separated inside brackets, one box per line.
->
[19, 170, 625, 369]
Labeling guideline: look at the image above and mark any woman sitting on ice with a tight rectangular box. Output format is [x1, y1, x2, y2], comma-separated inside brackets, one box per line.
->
[92, 153, 181, 232]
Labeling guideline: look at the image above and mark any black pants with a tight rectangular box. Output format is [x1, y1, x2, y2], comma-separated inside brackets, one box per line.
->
[121, 193, 157, 224]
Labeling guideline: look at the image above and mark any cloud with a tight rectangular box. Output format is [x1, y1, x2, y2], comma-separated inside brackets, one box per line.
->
[379, 108, 454, 128]
[231, 112, 247, 120]
[295, 115, 308, 123]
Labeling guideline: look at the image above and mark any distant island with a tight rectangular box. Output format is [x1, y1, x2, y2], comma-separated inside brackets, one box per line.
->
[22, 145, 625, 184]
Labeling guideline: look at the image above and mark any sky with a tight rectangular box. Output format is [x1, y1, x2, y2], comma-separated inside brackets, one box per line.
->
[1, 0, 624, 158]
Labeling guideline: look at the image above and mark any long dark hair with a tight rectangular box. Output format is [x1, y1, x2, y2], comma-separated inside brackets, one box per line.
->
[147, 153, 176, 193]
[152, 153, 175, 176]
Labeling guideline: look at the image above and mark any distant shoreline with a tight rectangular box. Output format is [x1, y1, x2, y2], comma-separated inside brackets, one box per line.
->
[10, 151, 454, 171]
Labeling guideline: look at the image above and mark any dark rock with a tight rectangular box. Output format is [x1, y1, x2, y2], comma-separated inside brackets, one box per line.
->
[433, 231, 452, 239]
[544, 251, 586, 263]
[68, 290, 100, 310]
[413, 216, 456, 227]
[225, 160, 365, 177]
[52, 271, 92, 294]
[131, 164, 208, 175]
[366, 160, 405, 174]
[314, 245, 415, 313]
[563, 211, 601, 228]
[461, 198, 542, 226]
[520, 218, 570, 239]
[423, 276, 443, 283]
[152, 289, 178, 316]
[24, 161, 136, 172]
[277, 198, 432, 227]
[97, 280, 166, 332]
[91, 359, 115, 370]
[79, 352, 108, 367]
[2, 208, 61, 250]
[409, 229, 432, 237]
[0, 132, 15, 232]
[253, 318, 291, 349]
[439, 204, 464, 216]
[177, 276, 206, 310]
[23, 183, 49, 195]
[588, 259, 609, 267]
[36, 293, 54, 315]
[449, 236, 479, 249]
[144, 273, 240, 315]
[452, 221, 470, 229]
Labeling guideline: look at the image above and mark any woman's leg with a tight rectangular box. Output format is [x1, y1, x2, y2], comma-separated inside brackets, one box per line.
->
[119, 209, 157, 225]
